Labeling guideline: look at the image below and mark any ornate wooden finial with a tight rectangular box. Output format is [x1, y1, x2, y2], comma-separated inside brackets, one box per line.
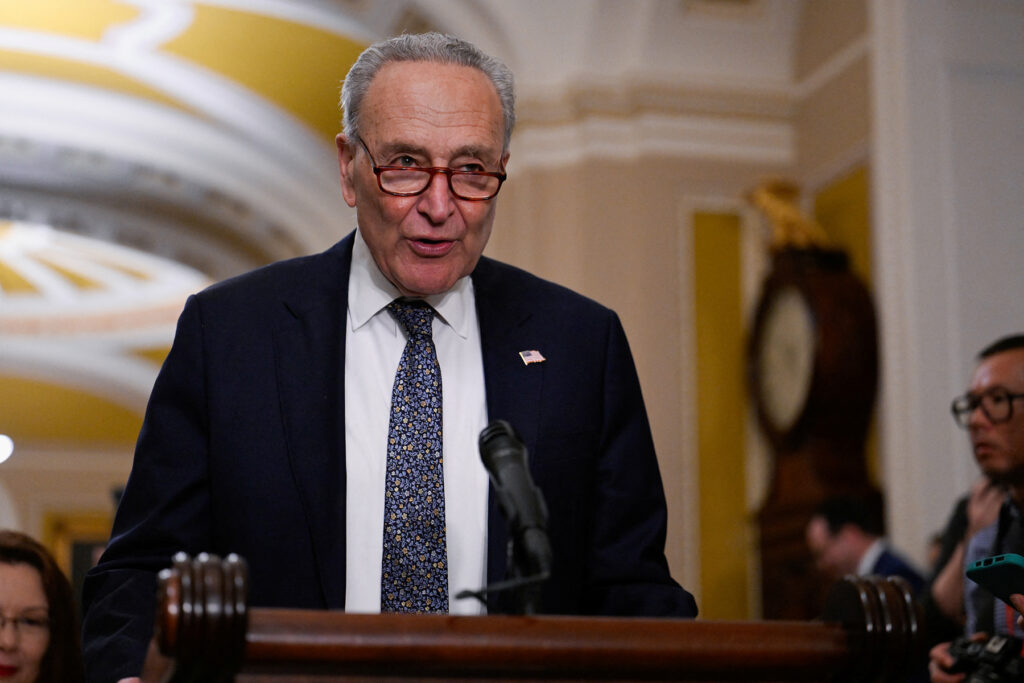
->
[156, 552, 249, 682]
[746, 178, 832, 252]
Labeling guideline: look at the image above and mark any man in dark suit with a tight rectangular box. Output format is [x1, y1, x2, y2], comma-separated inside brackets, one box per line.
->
[805, 496, 925, 594]
[82, 32, 696, 682]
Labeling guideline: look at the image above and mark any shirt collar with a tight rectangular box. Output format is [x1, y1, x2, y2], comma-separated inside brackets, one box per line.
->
[347, 228, 474, 338]
[857, 538, 885, 576]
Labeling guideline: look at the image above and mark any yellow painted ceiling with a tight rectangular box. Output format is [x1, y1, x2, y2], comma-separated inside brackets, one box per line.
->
[0, 376, 142, 444]
[0, 0, 138, 40]
[0, 47, 191, 112]
[162, 4, 366, 141]
[0, 1, 182, 111]
[0, 3, 366, 449]
[0, 224, 199, 448]
[131, 346, 171, 367]
[0, 1, 367, 142]
[0, 261, 36, 293]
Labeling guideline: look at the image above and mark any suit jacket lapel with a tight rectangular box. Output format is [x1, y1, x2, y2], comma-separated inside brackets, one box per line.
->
[273, 235, 354, 609]
[472, 258, 546, 601]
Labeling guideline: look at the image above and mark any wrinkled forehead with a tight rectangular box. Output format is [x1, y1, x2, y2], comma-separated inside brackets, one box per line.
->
[361, 61, 505, 150]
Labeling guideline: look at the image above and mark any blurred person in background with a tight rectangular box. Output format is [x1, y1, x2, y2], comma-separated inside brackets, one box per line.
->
[806, 495, 925, 593]
[0, 529, 84, 683]
[927, 335, 1024, 681]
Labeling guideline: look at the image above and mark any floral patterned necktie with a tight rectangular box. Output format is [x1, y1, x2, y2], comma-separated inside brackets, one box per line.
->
[380, 299, 448, 613]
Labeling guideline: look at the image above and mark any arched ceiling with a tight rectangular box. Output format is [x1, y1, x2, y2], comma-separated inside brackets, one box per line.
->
[0, 0, 803, 452]
[0, 221, 208, 447]
[1, 0, 803, 279]
[0, 220, 208, 332]
[0, 0, 378, 451]
[0, 0, 376, 280]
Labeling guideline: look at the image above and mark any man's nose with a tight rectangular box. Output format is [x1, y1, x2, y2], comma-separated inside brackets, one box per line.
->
[417, 171, 455, 222]
[968, 402, 991, 429]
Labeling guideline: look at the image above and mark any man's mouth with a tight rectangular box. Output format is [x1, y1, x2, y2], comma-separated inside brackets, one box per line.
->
[408, 238, 455, 256]
[974, 442, 996, 457]
[0, 665, 19, 677]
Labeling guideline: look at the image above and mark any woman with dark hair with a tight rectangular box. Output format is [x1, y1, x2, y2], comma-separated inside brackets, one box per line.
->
[0, 529, 84, 683]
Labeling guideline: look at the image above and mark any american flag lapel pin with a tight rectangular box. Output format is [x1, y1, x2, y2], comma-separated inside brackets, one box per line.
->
[519, 350, 546, 366]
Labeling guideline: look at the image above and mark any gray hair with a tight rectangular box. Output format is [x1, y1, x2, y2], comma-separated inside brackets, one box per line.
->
[341, 32, 516, 150]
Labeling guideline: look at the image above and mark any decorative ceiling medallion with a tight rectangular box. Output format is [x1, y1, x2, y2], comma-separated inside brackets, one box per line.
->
[0, 220, 209, 335]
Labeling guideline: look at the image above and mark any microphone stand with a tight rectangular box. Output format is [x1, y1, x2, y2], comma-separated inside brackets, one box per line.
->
[456, 529, 551, 615]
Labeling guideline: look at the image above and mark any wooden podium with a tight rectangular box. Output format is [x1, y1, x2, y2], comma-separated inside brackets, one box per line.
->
[149, 554, 924, 682]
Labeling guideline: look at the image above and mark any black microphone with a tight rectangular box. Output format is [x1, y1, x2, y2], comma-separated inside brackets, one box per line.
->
[478, 420, 552, 579]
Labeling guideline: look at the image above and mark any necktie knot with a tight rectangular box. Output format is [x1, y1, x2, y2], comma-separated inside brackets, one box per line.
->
[387, 300, 435, 339]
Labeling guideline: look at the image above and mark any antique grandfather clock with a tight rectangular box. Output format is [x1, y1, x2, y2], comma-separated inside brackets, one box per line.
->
[746, 180, 881, 620]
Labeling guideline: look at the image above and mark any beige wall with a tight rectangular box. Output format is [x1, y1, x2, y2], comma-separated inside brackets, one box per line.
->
[795, 0, 871, 189]
[489, 151, 790, 617]
[481, 0, 876, 618]
[796, 0, 867, 81]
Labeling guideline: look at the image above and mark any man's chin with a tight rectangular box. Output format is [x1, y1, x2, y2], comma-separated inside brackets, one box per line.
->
[393, 276, 459, 298]
[983, 464, 1024, 488]
[392, 262, 475, 298]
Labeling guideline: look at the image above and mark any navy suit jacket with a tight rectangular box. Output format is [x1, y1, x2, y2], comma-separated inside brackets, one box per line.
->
[871, 547, 925, 595]
[82, 233, 696, 680]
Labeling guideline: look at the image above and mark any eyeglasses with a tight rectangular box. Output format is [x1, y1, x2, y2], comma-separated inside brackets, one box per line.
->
[0, 613, 50, 638]
[356, 137, 506, 201]
[950, 388, 1024, 428]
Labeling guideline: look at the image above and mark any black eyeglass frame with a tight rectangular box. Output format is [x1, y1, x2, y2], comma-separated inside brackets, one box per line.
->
[0, 613, 51, 636]
[950, 388, 1024, 428]
[356, 136, 506, 201]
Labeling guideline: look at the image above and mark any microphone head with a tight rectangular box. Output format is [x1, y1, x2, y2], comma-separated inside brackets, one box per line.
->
[478, 419, 524, 471]
[479, 419, 517, 448]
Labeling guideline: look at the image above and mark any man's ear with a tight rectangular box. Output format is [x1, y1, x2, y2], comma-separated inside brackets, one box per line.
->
[336, 133, 358, 208]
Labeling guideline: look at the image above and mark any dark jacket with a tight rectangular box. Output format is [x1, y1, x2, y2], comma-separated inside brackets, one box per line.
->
[82, 232, 696, 681]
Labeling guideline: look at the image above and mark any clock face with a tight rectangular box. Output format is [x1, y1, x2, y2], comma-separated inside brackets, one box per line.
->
[756, 286, 816, 434]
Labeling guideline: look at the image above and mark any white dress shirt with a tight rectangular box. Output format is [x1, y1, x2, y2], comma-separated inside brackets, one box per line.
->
[857, 538, 885, 576]
[344, 229, 490, 614]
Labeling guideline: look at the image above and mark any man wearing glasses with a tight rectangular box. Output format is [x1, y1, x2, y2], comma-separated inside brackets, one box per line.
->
[928, 334, 1024, 681]
[82, 32, 696, 682]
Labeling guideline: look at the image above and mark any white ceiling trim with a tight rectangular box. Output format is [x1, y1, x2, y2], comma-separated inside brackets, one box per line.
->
[176, 0, 377, 41]
[0, 14, 327, 166]
[0, 73, 350, 254]
[105, 0, 195, 49]
[792, 34, 870, 101]
[0, 222, 208, 318]
[513, 112, 794, 170]
[0, 14, 354, 250]
[0, 337, 159, 409]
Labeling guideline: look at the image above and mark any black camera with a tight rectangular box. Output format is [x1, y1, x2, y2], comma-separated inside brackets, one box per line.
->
[947, 634, 1024, 682]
